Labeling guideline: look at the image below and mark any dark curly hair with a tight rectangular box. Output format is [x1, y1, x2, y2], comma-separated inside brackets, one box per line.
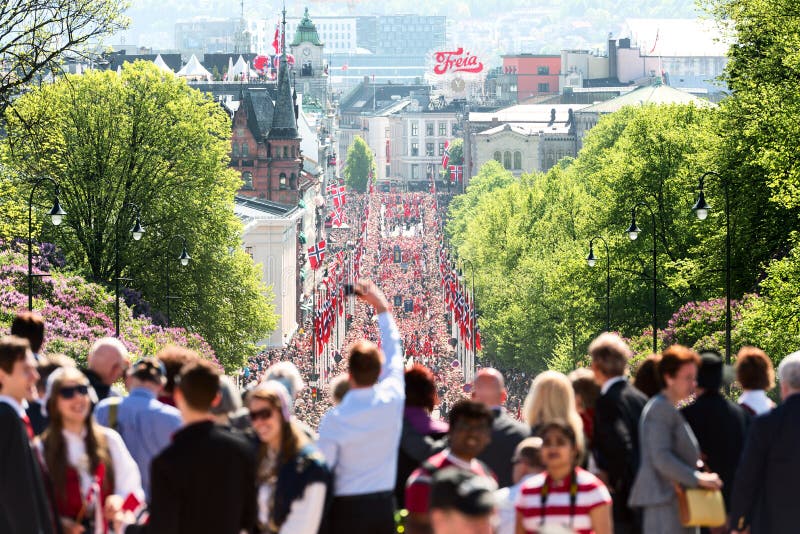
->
[405, 364, 439, 411]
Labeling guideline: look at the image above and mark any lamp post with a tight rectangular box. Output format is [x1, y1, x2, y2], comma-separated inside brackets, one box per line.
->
[461, 258, 476, 382]
[165, 235, 191, 327]
[626, 201, 658, 354]
[114, 203, 145, 337]
[27, 177, 66, 310]
[692, 170, 732, 365]
[587, 236, 611, 332]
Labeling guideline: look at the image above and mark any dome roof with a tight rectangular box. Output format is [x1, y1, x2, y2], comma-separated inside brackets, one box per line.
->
[291, 7, 323, 46]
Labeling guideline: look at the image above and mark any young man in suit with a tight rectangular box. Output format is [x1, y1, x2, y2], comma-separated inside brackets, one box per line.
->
[589, 332, 648, 534]
[0, 335, 58, 534]
[471, 368, 530, 488]
[119, 358, 256, 534]
[730, 350, 800, 534]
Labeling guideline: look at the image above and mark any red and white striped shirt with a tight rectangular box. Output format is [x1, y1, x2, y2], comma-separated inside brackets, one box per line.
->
[515, 467, 611, 534]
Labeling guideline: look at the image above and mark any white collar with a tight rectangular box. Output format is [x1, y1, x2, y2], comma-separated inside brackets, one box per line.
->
[445, 449, 478, 471]
[601, 375, 626, 395]
[0, 395, 28, 418]
[739, 390, 774, 414]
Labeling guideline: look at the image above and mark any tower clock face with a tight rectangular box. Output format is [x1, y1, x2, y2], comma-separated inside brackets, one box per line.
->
[303, 47, 311, 57]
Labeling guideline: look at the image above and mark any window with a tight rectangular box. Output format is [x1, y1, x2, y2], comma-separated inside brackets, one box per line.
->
[283, 146, 288, 158]
[385, 127, 390, 138]
[439, 142, 446, 155]
[279, 173, 288, 189]
[426, 122, 434, 137]
[538, 82, 550, 93]
[439, 122, 447, 136]
[232, 143, 239, 156]
[504, 151, 512, 170]
[426, 143, 434, 156]
[245, 246, 253, 259]
[241, 171, 253, 189]
[290, 173, 296, 188]
[494, 151, 502, 163]
[241, 143, 249, 156]
[411, 142, 419, 156]
[514, 151, 522, 170]
[386, 164, 391, 177]
[411, 122, 419, 136]
[537, 66, 550, 75]
[411, 164, 419, 179]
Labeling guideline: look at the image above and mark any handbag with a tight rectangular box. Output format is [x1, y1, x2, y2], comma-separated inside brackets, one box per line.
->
[674, 483, 726, 527]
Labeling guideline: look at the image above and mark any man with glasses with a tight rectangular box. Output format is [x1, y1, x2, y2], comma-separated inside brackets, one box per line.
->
[405, 400, 497, 534]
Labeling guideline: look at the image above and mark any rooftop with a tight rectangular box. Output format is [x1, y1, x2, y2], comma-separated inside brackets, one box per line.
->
[577, 83, 716, 113]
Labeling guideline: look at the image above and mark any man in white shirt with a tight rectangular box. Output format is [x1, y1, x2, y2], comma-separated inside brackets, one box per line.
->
[493, 437, 544, 534]
[317, 278, 404, 534]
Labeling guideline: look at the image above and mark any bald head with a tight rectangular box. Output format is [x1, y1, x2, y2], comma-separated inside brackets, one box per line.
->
[87, 337, 129, 385]
[472, 368, 506, 407]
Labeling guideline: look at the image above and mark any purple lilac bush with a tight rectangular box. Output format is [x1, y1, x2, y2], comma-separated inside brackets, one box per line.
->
[0, 245, 217, 366]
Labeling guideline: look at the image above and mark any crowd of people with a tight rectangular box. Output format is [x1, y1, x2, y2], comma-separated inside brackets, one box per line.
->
[2, 190, 800, 534]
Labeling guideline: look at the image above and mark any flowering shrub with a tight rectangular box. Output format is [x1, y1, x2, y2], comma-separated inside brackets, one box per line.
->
[0, 245, 217, 366]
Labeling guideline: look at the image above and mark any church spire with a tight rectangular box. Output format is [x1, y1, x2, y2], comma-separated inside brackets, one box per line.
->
[269, 4, 299, 139]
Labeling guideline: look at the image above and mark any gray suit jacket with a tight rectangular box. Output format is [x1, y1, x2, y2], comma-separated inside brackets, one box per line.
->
[629, 393, 700, 508]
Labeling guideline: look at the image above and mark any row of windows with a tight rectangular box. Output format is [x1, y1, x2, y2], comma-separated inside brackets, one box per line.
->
[240, 171, 297, 190]
[232, 143, 249, 156]
[233, 143, 298, 159]
[410, 141, 448, 157]
[409, 121, 450, 137]
[493, 150, 523, 171]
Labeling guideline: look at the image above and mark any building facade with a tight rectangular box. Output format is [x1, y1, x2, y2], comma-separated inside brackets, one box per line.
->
[289, 8, 328, 105]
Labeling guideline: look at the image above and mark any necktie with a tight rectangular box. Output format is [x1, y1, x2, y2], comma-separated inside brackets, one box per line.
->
[21, 414, 35, 440]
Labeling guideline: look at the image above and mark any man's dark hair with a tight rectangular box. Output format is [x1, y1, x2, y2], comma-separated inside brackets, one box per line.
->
[0, 336, 31, 375]
[129, 357, 167, 385]
[11, 312, 45, 354]
[448, 399, 493, 431]
[177, 358, 220, 411]
[348, 340, 382, 386]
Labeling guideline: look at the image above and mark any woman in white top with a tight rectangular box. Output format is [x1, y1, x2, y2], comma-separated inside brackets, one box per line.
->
[248, 380, 330, 534]
[38, 367, 143, 534]
[735, 347, 777, 415]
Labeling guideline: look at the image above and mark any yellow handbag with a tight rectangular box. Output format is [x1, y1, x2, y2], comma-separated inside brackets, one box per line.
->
[674, 484, 727, 527]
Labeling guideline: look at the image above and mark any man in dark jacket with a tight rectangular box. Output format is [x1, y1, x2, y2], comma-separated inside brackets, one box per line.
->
[472, 368, 530, 488]
[119, 358, 256, 534]
[731, 350, 800, 534]
[590, 333, 647, 534]
[681, 351, 749, 507]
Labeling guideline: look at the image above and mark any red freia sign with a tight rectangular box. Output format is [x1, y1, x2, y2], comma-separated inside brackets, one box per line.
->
[433, 48, 484, 75]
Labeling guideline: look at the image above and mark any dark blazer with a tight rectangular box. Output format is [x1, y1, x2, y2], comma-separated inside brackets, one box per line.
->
[0, 402, 57, 534]
[680, 390, 750, 506]
[477, 407, 530, 488]
[394, 418, 447, 507]
[593, 380, 647, 524]
[729, 393, 800, 534]
[126, 421, 256, 534]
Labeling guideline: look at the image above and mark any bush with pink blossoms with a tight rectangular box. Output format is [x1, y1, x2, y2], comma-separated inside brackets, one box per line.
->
[0, 246, 217, 367]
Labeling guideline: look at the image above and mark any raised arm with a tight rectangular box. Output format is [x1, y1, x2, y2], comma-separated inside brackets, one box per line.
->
[354, 279, 403, 385]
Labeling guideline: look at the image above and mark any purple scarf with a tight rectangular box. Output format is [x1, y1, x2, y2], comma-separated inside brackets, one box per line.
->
[404, 406, 449, 435]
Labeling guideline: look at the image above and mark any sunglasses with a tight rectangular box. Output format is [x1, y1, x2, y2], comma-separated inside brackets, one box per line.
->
[59, 385, 90, 399]
[249, 408, 275, 422]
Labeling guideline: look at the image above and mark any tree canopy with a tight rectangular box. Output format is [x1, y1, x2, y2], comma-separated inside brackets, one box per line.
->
[2, 61, 277, 370]
[344, 135, 375, 192]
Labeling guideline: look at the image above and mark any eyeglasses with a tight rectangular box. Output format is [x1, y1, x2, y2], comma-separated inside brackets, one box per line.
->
[59, 385, 90, 399]
[249, 408, 274, 422]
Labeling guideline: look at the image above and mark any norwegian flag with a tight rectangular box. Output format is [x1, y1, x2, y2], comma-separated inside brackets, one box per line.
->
[330, 208, 345, 227]
[307, 240, 326, 270]
[449, 165, 463, 183]
[441, 140, 450, 169]
[333, 186, 346, 208]
[272, 24, 280, 55]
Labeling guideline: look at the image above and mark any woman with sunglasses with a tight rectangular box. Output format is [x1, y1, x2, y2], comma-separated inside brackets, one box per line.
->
[38, 367, 143, 534]
[247, 380, 331, 534]
[516, 420, 612, 534]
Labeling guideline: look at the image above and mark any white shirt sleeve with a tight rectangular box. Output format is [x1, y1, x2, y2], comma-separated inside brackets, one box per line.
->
[103, 427, 145, 502]
[316, 412, 339, 470]
[377, 311, 404, 393]
[278, 482, 327, 534]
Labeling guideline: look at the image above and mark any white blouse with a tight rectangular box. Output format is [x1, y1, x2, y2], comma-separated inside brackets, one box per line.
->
[257, 481, 327, 534]
[739, 390, 775, 415]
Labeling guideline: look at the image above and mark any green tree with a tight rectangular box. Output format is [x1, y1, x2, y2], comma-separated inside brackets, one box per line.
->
[3, 61, 277, 370]
[442, 138, 463, 182]
[0, 0, 129, 110]
[344, 136, 375, 192]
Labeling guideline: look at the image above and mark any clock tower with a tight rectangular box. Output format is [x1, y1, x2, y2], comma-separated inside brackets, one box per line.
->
[289, 8, 326, 105]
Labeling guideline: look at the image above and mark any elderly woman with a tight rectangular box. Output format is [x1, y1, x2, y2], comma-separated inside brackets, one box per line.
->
[38, 367, 143, 534]
[247, 380, 330, 534]
[628, 345, 723, 534]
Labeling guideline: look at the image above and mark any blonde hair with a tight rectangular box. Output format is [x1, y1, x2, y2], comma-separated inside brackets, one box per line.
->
[523, 371, 585, 456]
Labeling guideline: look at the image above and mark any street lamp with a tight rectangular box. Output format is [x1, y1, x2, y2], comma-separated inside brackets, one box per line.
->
[692, 170, 732, 365]
[114, 203, 145, 337]
[165, 235, 191, 327]
[626, 202, 658, 354]
[27, 177, 66, 310]
[587, 236, 611, 332]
